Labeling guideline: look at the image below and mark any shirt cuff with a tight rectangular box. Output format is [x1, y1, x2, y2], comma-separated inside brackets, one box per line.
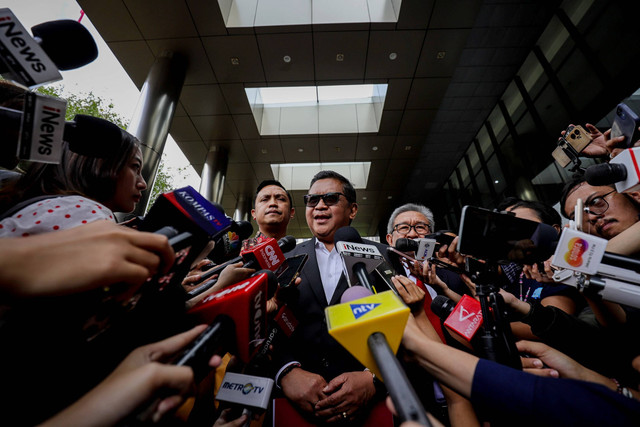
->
[275, 361, 301, 389]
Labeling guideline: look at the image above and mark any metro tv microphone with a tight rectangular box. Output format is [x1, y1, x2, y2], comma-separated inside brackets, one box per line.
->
[187, 271, 275, 364]
[326, 288, 431, 426]
[335, 226, 386, 293]
[0, 9, 98, 87]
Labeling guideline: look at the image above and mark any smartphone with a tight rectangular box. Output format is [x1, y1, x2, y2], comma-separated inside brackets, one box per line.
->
[276, 254, 308, 289]
[424, 231, 455, 248]
[611, 103, 640, 148]
[457, 206, 558, 265]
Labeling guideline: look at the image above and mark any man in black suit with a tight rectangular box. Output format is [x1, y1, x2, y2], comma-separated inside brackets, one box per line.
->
[275, 170, 389, 424]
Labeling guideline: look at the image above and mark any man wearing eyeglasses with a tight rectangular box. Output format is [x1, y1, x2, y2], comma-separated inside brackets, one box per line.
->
[560, 175, 640, 240]
[275, 170, 391, 425]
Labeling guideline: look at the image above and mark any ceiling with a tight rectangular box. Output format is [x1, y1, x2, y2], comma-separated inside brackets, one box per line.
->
[78, 0, 559, 238]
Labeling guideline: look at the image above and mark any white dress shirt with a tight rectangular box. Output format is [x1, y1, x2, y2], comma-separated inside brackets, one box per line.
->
[315, 239, 343, 304]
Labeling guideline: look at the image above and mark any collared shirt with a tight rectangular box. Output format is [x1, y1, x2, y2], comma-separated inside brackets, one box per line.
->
[402, 263, 437, 300]
[315, 239, 343, 304]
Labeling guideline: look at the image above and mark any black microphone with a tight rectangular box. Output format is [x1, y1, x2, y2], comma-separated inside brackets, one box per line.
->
[30, 20, 98, 71]
[585, 163, 627, 186]
[1, 110, 132, 168]
[0, 12, 97, 86]
[207, 220, 254, 264]
[396, 238, 419, 252]
[334, 226, 383, 293]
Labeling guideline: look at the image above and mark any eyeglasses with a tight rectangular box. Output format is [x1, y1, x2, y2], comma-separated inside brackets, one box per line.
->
[303, 192, 349, 207]
[393, 222, 430, 235]
[583, 189, 616, 216]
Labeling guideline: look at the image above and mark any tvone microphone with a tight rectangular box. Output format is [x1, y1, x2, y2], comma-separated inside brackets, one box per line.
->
[585, 147, 640, 193]
[0, 9, 97, 87]
[326, 288, 431, 426]
[187, 271, 274, 363]
[335, 226, 384, 293]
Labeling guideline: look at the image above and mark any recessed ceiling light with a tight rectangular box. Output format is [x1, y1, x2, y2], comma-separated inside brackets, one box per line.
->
[387, 195, 393, 200]
[436, 51, 446, 59]
[298, 148, 304, 153]
[404, 145, 412, 151]
[372, 146, 378, 151]
[261, 148, 268, 154]
[336, 53, 344, 61]
[389, 52, 398, 60]
[230, 57, 239, 65]
[362, 196, 367, 200]
[494, 180, 499, 184]
[283, 55, 291, 63]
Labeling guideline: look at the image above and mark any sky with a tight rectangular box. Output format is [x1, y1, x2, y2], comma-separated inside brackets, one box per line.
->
[4, 0, 201, 189]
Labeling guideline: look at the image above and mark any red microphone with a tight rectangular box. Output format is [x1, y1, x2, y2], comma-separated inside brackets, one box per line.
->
[432, 294, 483, 342]
[187, 271, 274, 363]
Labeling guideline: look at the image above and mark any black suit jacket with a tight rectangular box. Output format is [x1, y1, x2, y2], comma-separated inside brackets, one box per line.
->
[278, 237, 390, 381]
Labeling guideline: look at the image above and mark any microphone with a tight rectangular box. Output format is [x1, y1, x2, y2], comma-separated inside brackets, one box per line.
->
[188, 236, 296, 298]
[326, 288, 431, 426]
[216, 372, 274, 414]
[187, 271, 275, 363]
[431, 295, 483, 342]
[0, 9, 97, 87]
[395, 237, 438, 261]
[585, 147, 640, 193]
[207, 220, 254, 264]
[334, 226, 385, 293]
[1, 107, 132, 168]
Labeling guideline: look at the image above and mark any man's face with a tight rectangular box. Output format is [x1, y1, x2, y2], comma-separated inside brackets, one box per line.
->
[305, 178, 357, 244]
[564, 182, 640, 239]
[252, 185, 294, 229]
[385, 211, 431, 246]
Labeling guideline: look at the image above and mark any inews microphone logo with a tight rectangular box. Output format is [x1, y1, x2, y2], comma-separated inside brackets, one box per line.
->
[564, 237, 588, 267]
[350, 303, 380, 320]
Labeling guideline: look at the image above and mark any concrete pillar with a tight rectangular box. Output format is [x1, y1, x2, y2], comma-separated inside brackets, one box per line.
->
[199, 145, 228, 205]
[233, 193, 252, 222]
[128, 51, 187, 217]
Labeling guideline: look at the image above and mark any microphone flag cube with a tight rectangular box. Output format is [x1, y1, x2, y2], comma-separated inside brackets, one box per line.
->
[325, 290, 409, 381]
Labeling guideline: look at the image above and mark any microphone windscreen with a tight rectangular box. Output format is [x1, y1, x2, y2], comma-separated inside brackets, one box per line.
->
[278, 235, 297, 252]
[30, 20, 98, 70]
[395, 238, 418, 252]
[236, 220, 254, 240]
[340, 285, 373, 303]
[334, 226, 362, 244]
[430, 295, 455, 320]
[64, 115, 126, 158]
[585, 163, 627, 186]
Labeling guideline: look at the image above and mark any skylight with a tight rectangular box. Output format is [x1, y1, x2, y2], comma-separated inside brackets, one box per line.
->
[245, 84, 387, 135]
[218, 0, 403, 28]
[271, 162, 371, 191]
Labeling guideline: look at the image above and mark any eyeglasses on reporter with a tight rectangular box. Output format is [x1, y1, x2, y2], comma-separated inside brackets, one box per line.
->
[392, 222, 431, 235]
[303, 192, 352, 207]
[583, 189, 616, 216]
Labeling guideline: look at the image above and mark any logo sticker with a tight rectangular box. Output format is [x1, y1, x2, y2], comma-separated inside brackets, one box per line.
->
[350, 303, 380, 319]
[564, 237, 587, 267]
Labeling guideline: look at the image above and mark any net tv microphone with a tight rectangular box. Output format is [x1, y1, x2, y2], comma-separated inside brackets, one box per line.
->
[325, 287, 431, 426]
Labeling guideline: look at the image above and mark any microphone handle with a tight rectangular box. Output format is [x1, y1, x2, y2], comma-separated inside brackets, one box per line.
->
[353, 262, 375, 293]
[200, 255, 243, 281]
[367, 332, 431, 426]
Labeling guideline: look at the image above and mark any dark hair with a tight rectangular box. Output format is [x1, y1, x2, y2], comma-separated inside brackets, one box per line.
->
[309, 170, 356, 203]
[509, 200, 562, 227]
[255, 179, 293, 207]
[558, 174, 589, 218]
[0, 129, 140, 212]
[496, 196, 522, 212]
